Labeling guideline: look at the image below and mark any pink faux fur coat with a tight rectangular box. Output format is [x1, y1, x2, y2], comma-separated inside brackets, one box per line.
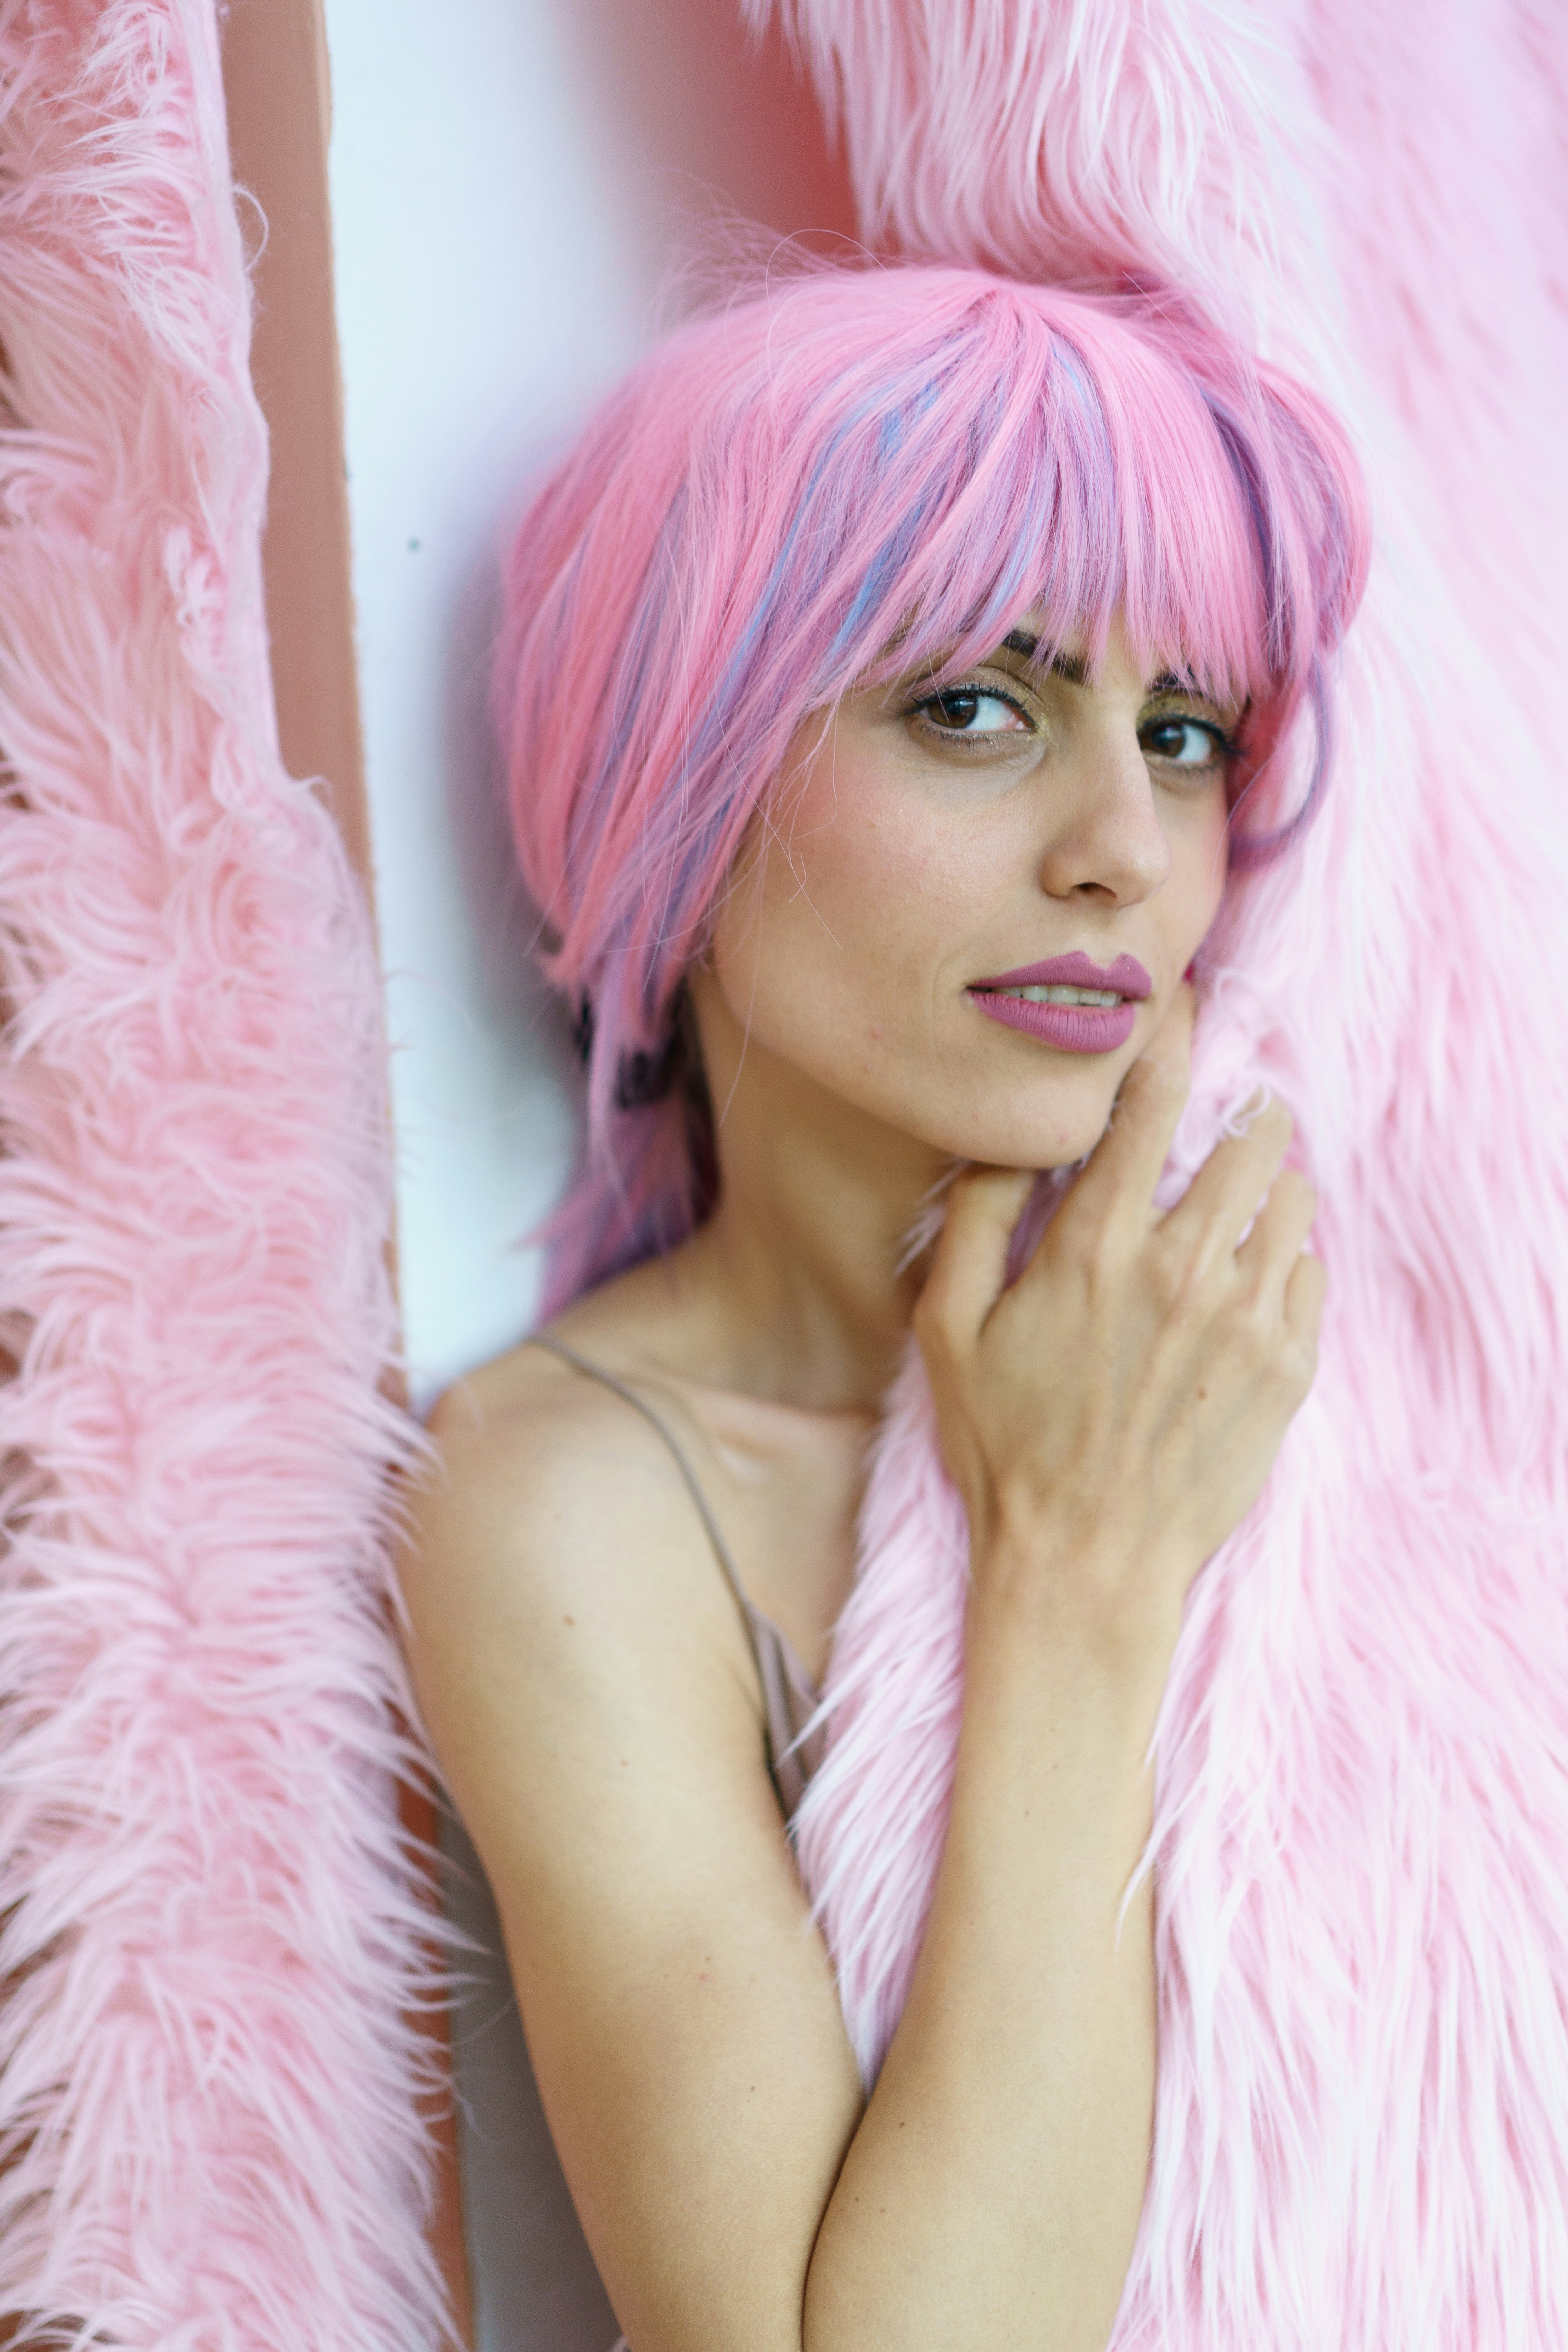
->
[0, 4, 446, 2344]
[762, 2, 1568, 2342]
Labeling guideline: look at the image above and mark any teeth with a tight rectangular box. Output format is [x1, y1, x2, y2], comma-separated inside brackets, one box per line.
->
[998, 985, 1124, 1007]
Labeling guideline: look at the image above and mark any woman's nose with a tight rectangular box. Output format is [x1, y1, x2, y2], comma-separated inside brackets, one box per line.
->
[1035, 732, 1172, 905]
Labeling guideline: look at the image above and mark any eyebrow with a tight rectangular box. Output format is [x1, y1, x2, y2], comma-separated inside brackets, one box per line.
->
[1000, 630, 1086, 685]
[1001, 632, 1200, 702]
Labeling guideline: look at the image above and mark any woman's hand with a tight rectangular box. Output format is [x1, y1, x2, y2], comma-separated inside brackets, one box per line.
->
[915, 987, 1324, 1686]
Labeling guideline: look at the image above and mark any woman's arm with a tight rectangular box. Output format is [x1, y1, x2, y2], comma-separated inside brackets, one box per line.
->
[804, 1010, 1320, 2348]
[401, 1008, 1321, 2352]
[799, 1016, 1326, 2352]
[403, 1364, 870, 2352]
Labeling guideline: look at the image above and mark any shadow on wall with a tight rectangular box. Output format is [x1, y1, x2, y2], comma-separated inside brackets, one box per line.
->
[443, 550, 579, 1105]
[439, 0, 858, 1269]
[560, 0, 857, 270]
[434, 10, 853, 2351]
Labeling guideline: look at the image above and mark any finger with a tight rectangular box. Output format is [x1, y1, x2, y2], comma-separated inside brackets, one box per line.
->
[920, 1164, 1038, 1339]
[1236, 1168, 1318, 1296]
[1283, 1245, 1327, 1350]
[1072, 982, 1196, 1216]
[1165, 1094, 1293, 1259]
[1145, 969, 1198, 1063]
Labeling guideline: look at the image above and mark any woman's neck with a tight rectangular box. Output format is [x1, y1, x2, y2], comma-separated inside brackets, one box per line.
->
[656, 978, 953, 1415]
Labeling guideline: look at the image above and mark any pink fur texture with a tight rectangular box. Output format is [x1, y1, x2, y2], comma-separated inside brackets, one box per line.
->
[759, 2, 1568, 2341]
[0, 4, 448, 2343]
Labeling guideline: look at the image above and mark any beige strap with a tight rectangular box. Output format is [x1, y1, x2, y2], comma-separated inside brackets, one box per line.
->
[523, 1332, 788, 1813]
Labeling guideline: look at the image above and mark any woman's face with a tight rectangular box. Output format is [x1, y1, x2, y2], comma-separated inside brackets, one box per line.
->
[702, 611, 1238, 1175]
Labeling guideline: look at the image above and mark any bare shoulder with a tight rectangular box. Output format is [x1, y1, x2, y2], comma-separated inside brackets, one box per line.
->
[412, 1335, 669, 1605]
[397, 1331, 863, 2352]
[399, 1332, 777, 1882]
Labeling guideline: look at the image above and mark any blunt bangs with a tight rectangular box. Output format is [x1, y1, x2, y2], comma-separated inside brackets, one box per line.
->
[756, 286, 1274, 713]
[688, 267, 1363, 804]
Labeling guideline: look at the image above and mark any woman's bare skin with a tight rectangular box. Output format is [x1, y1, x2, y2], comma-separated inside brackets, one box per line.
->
[398, 619, 1321, 2351]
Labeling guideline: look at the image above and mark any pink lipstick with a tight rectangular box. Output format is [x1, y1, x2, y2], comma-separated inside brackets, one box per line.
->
[967, 951, 1152, 1056]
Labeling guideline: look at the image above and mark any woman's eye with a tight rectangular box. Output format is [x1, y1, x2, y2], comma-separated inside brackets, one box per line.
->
[1141, 716, 1228, 768]
[917, 688, 1029, 736]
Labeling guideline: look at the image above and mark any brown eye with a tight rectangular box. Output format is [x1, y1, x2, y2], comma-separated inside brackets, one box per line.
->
[919, 688, 1029, 735]
[1141, 716, 1227, 768]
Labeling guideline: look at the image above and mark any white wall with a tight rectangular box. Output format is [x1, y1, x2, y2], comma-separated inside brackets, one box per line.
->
[323, 0, 849, 1417]
[320, 8, 849, 2344]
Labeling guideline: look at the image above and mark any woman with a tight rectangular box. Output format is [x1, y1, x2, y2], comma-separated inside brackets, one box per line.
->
[399, 263, 1365, 2348]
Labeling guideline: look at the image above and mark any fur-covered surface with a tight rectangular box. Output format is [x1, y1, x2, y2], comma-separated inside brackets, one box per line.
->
[762, 0, 1568, 2340]
[0, 3, 448, 2342]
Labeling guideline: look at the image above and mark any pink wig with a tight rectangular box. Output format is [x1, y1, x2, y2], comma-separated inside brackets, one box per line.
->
[494, 265, 1366, 1308]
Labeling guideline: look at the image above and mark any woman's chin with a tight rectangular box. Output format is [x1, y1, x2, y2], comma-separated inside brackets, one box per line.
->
[934, 1106, 1119, 1176]
[940, 1073, 1129, 1175]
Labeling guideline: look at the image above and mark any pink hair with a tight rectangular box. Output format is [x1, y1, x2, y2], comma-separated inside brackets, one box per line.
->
[493, 262, 1367, 1310]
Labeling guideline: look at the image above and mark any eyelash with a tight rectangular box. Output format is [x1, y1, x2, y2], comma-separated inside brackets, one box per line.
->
[1149, 713, 1243, 766]
[906, 680, 1030, 730]
[907, 680, 1241, 765]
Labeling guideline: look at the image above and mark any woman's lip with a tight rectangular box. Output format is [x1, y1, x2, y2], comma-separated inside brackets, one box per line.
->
[968, 991, 1139, 1054]
[973, 951, 1153, 997]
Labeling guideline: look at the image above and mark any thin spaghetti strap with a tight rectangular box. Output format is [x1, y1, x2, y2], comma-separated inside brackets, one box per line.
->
[526, 1332, 753, 1610]
[523, 1331, 784, 1782]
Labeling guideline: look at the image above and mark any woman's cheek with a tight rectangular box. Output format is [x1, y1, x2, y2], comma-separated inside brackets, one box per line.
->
[785, 781, 945, 936]
[1172, 789, 1232, 944]
[818, 789, 996, 936]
